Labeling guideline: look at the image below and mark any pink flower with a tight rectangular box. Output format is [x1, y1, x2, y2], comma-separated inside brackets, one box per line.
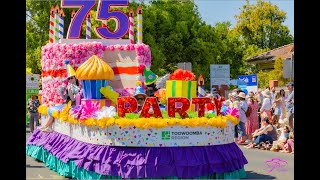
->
[136, 45, 144, 55]
[226, 107, 240, 118]
[109, 45, 115, 51]
[129, 44, 135, 50]
[118, 45, 124, 50]
[79, 101, 100, 121]
[136, 56, 144, 63]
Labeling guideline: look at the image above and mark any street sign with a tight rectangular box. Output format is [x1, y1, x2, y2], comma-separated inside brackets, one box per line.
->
[26, 74, 40, 88]
[26, 74, 40, 125]
[238, 74, 258, 93]
[238, 74, 258, 86]
[210, 64, 230, 92]
[26, 88, 39, 94]
[210, 64, 230, 78]
[210, 78, 230, 88]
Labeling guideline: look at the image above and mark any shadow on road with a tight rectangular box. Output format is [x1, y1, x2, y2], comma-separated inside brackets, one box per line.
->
[246, 171, 276, 179]
[26, 164, 45, 168]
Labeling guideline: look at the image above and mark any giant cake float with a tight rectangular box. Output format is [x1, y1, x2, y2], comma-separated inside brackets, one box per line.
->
[27, 2, 248, 179]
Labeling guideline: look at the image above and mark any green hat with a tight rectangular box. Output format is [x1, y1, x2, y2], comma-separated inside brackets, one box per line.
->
[144, 67, 158, 85]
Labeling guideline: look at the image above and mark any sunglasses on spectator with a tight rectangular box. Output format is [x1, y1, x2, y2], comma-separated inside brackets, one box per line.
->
[67, 76, 74, 80]
[136, 98, 145, 101]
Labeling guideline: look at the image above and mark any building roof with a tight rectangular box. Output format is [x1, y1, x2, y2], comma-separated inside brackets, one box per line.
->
[246, 43, 294, 63]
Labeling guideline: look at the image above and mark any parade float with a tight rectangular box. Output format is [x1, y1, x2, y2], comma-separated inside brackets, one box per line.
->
[26, 1, 248, 179]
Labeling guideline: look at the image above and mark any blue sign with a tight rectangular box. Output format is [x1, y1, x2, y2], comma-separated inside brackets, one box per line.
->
[238, 74, 258, 86]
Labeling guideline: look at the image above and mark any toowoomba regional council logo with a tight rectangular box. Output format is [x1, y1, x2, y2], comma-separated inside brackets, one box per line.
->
[161, 131, 203, 140]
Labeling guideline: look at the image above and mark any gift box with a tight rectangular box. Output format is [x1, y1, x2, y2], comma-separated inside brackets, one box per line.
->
[81, 99, 112, 110]
[81, 80, 109, 99]
[166, 80, 197, 111]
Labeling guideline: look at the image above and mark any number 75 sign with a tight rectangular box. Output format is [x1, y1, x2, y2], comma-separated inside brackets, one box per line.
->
[61, 0, 130, 39]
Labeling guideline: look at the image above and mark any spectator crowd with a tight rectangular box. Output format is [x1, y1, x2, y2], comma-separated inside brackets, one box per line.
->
[206, 82, 294, 154]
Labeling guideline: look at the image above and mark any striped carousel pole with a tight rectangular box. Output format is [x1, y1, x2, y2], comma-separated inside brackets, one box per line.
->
[58, 9, 65, 41]
[54, 4, 60, 43]
[136, 5, 143, 44]
[49, 6, 55, 43]
[86, 13, 91, 39]
[129, 9, 134, 44]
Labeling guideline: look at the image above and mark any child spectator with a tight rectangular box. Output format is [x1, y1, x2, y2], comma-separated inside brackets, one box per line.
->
[270, 125, 290, 152]
[280, 129, 294, 154]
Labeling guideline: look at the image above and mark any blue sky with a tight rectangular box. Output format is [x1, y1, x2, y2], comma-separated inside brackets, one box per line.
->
[194, 0, 294, 36]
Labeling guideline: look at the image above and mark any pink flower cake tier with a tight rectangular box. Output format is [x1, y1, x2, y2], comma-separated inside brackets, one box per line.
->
[40, 42, 151, 105]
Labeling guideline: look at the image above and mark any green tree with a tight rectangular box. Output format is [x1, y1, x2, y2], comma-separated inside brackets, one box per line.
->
[242, 44, 269, 74]
[257, 57, 289, 87]
[143, 0, 249, 89]
[26, 0, 60, 74]
[26, 68, 32, 74]
[213, 22, 247, 79]
[235, 0, 293, 50]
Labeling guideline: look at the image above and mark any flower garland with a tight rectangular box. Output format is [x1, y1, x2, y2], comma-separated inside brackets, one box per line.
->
[169, 69, 196, 81]
[60, 115, 238, 129]
[38, 105, 48, 115]
[41, 42, 106, 71]
[38, 104, 240, 129]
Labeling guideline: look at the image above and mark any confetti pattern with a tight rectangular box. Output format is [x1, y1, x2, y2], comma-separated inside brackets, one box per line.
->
[50, 115, 235, 147]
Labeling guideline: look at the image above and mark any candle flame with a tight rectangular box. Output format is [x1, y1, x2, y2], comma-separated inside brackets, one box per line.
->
[197, 74, 205, 86]
[136, 5, 142, 14]
[50, 6, 55, 16]
[129, 9, 134, 17]
[59, 9, 65, 17]
[71, 10, 76, 18]
[54, 4, 60, 14]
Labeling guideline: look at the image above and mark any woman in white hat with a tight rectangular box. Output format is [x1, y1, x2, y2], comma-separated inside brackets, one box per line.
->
[260, 89, 273, 122]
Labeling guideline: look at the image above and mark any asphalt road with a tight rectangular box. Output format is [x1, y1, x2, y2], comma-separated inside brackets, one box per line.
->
[26, 128, 293, 180]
